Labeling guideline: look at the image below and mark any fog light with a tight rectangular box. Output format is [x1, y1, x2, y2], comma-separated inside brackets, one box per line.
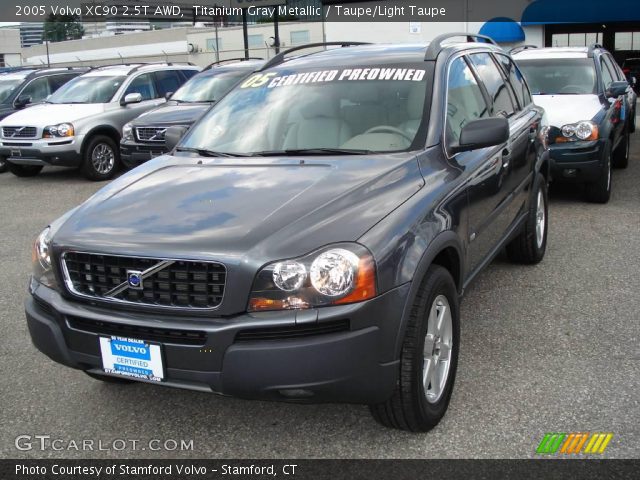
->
[563, 168, 577, 177]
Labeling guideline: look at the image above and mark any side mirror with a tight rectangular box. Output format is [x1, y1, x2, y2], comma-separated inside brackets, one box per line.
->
[450, 117, 510, 154]
[165, 125, 189, 151]
[120, 92, 143, 106]
[14, 95, 32, 108]
[606, 80, 629, 98]
[165, 91, 174, 100]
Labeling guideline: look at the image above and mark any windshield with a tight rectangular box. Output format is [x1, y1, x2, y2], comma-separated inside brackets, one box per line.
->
[179, 64, 428, 155]
[0, 77, 24, 103]
[48, 75, 126, 104]
[172, 70, 249, 102]
[517, 58, 597, 95]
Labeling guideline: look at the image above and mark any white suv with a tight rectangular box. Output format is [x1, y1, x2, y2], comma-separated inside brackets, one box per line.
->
[0, 63, 199, 180]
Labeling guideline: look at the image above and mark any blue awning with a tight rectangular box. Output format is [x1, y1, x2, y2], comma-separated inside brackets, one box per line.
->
[522, 0, 640, 25]
[479, 18, 525, 43]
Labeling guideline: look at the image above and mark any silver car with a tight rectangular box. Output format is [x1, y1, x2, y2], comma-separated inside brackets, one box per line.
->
[0, 63, 199, 180]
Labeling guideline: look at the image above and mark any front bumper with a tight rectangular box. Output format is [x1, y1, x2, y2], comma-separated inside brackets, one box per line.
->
[26, 280, 409, 404]
[0, 135, 84, 167]
[548, 139, 605, 183]
[120, 139, 167, 169]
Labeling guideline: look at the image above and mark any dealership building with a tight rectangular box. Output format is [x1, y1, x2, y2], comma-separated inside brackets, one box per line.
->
[12, 0, 640, 68]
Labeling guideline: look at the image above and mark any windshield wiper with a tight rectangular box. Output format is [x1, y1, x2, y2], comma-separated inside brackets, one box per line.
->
[175, 147, 244, 158]
[249, 148, 374, 157]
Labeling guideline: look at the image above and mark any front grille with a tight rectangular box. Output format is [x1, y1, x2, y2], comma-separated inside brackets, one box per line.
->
[62, 252, 226, 309]
[2, 126, 37, 138]
[135, 126, 167, 143]
[67, 316, 207, 346]
[235, 319, 350, 342]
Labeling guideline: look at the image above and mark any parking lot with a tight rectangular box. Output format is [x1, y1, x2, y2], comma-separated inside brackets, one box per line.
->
[0, 134, 638, 459]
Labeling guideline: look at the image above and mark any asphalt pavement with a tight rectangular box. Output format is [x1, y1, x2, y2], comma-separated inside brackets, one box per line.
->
[0, 136, 638, 459]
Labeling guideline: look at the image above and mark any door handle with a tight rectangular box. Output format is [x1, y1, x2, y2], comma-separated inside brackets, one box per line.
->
[501, 148, 510, 169]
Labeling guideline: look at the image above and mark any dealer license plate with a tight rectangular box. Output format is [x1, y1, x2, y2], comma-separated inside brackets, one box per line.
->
[10, 148, 21, 157]
[99, 336, 164, 382]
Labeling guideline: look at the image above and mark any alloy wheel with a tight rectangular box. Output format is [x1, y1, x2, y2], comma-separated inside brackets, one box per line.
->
[423, 294, 454, 404]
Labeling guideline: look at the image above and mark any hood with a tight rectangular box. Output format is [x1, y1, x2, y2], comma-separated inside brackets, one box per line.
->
[0, 103, 105, 126]
[130, 102, 210, 127]
[53, 154, 424, 262]
[532, 94, 604, 127]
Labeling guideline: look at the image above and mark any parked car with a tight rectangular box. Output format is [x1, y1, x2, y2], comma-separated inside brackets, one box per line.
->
[0, 67, 87, 173]
[0, 63, 199, 180]
[622, 57, 640, 93]
[121, 58, 264, 169]
[513, 44, 636, 203]
[25, 36, 549, 432]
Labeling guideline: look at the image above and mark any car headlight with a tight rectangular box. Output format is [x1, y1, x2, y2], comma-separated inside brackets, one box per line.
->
[32, 227, 58, 289]
[43, 123, 74, 138]
[122, 122, 133, 141]
[248, 244, 376, 312]
[556, 121, 598, 143]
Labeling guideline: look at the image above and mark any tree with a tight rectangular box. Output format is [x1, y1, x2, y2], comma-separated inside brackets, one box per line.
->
[43, 13, 85, 42]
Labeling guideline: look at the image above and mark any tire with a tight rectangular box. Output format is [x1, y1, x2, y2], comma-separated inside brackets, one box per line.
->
[585, 141, 612, 204]
[84, 371, 134, 384]
[369, 265, 460, 432]
[0, 157, 7, 174]
[81, 135, 120, 181]
[8, 163, 43, 177]
[612, 129, 630, 169]
[506, 173, 548, 265]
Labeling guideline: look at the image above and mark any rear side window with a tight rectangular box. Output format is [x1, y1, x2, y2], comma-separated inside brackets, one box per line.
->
[124, 73, 157, 100]
[153, 70, 183, 96]
[496, 54, 532, 108]
[48, 74, 77, 92]
[469, 53, 516, 117]
[180, 69, 198, 81]
[446, 56, 490, 148]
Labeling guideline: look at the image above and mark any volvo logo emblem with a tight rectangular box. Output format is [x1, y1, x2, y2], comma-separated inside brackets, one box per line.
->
[127, 270, 144, 290]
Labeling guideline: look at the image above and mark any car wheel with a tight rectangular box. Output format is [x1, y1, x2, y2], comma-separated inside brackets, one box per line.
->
[506, 172, 548, 264]
[369, 265, 459, 432]
[84, 371, 134, 384]
[0, 157, 7, 173]
[585, 141, 612, 204]
[612, 128, 630, 169]
[8, 163, 43, 177]
[81, 135, 120, 181]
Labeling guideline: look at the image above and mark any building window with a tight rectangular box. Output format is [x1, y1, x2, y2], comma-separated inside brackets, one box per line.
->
[0, 54, 5, 67]
[615, 32, 640, 51]
[290, 30, 310, 45]
[248, 34, 263, 48]
[206, 37, 223, 52]
[552, 33, 602, 47]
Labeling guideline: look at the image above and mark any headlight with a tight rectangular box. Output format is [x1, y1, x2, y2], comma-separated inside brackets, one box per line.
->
[122, 122, 133, 140]
[32, 227, 58, 289]
[248, 244, 376, 312]
[555, 121, 598, 143]
[43, 123, 74, 138]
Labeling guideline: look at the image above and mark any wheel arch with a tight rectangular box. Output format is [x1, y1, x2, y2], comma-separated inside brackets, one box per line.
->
[392, 230, 464, 359]
[81, 125, 121, 158]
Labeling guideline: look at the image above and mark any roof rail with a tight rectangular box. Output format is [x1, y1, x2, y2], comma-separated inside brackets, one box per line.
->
[425, 33, 498, 61]
[128, 62, 197, 74]
[86, 63, 142, 71]
[509, 44, 538, 55]
[203, 57, 264, 71]
[260, 41, 371, 71]
[588, 43, 604, 57]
